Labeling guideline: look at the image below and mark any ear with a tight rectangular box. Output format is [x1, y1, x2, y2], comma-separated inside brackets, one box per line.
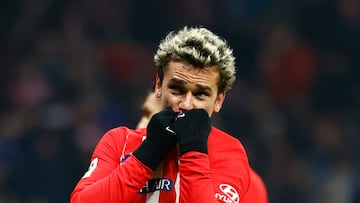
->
[154, 75, 162, 98]
[213, 92, 225, 113]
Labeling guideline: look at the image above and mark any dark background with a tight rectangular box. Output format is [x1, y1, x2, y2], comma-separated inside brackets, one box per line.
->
[0, 0, 359, 202]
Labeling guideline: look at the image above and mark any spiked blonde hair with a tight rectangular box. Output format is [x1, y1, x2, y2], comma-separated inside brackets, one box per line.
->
[154, 26, 236, 93]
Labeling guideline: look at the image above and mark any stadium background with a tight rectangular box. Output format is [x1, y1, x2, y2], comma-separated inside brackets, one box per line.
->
[0, 0, 359, 202]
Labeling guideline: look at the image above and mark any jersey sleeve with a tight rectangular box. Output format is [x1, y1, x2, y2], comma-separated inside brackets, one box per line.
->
[70, 127, 152, 203]
[178, 131, 250, 203]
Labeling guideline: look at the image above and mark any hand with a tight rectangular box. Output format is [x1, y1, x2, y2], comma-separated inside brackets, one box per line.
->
[133, 107, 177, 170]
[174, 109, 211, 155]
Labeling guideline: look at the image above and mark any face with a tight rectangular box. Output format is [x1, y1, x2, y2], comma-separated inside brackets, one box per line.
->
[155, 60, 225, 116]
[136, 92, 161, 129]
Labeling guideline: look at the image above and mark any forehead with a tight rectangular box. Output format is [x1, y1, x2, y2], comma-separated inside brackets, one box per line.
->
[164, 61, 220, 89]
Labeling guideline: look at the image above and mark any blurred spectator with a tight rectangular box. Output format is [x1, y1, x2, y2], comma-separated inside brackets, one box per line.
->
[257, 24, 316, 107]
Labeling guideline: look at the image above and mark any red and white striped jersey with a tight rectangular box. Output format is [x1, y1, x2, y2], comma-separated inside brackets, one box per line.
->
[70, 126, 250, 203]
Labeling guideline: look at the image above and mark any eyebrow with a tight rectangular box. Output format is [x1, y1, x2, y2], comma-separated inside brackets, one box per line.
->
[168, 78, 213, 93]
[168, 78, 186, 85]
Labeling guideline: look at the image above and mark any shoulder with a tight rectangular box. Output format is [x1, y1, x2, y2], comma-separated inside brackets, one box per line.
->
[209, 126, 246, 151]
[93, 126, 146, 157]
[208, 126, 250, 174]
[208, 126, 250, 171]
[102, 126, 146, 142]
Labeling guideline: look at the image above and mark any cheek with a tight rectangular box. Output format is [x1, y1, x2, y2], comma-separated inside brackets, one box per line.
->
[206, 104, 216, 115]
[203, 98, 221, 115]
[193, 101, 214, 114]
[160, 93, 178, 108]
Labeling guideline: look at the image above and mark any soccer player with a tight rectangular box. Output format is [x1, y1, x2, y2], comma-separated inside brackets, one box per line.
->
[137, 92, 268, 203]
[70, 26, 251, 203]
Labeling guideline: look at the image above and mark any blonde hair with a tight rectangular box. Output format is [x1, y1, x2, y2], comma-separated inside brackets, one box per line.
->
[154, 26, 236, 93]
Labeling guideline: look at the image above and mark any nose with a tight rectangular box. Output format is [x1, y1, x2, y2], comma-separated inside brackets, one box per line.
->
[179, 92, 193, 111]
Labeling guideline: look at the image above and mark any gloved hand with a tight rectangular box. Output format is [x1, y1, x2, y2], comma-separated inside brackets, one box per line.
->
[133, 107, 177, 171]
[174, 109, 211, 155]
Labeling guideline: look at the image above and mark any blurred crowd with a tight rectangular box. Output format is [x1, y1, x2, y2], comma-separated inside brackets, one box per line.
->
[0, 0, 359, 202]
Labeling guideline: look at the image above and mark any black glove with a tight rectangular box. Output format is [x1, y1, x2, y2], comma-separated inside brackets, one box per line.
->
[133, 107, 177, 170]
[174, 109, 211, 155]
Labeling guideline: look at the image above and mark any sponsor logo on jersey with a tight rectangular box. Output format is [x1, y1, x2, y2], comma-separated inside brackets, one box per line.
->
[139, 178, 174, 193]
[215, 183, 240, 203]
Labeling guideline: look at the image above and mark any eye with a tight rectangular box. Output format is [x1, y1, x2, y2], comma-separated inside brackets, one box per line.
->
[194, 91, 209, 99]
[169, 84, 185, 94]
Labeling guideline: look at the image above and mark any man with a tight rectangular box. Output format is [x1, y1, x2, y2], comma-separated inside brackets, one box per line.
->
[71, 26, 250, 203]
[137, 92, 268, 203]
